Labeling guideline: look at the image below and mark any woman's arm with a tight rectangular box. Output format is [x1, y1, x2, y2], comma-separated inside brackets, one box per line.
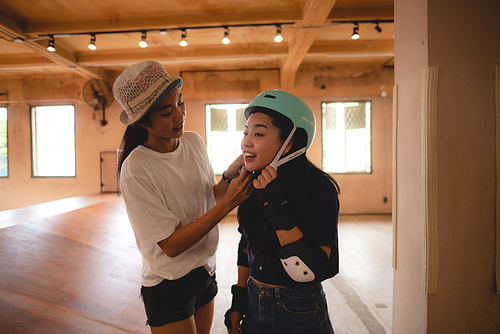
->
[254, 166, 335, 283]
[214, 154, 244, 202]
[237, 265, 250, 288]
[226, 266, 249, 334]
[213, 177, 230, 202]
[255, 166, 330, 256]
[275, 228, 331, 257]
[158, 169, 253, 257]
[225, 241, 250, 334]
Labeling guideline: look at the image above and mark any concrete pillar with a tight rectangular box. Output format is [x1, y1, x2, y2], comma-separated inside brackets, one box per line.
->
[393, 0, 500, 333]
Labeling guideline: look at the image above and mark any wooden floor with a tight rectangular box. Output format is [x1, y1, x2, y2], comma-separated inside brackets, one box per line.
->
[0, 195, 392, 334]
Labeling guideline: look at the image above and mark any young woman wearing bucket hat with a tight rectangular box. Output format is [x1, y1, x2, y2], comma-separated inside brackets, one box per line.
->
[113, 60, 253, 334]
[224, 90, 340, 334]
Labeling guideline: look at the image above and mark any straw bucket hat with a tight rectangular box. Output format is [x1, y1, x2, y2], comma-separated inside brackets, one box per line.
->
[113, 60, 183, 125]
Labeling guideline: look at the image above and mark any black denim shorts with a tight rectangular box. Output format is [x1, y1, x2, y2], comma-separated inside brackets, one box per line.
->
[140, 267, 218, 327]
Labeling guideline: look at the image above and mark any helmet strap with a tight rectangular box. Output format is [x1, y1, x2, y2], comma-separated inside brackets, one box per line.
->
[269, 125, 306, 171]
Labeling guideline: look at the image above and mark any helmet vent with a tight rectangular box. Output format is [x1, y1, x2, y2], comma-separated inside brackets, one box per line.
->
[264, 94, 277, 99]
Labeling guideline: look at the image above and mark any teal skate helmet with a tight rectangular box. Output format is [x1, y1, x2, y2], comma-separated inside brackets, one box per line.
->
[244, 90, 316, 170]
[245, 90, 316, 151]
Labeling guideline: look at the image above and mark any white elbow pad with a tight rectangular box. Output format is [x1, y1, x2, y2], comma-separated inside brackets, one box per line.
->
[280, 256, 315, 282]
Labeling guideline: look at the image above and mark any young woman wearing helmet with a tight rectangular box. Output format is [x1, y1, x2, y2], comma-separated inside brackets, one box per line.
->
[113, 60, 253, 334]
[224, 90, 340, 334]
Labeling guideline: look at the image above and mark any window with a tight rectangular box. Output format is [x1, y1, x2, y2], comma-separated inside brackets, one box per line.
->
[31, 105, 76, 177]
[205, 104, 247, 174]
[0, 107, 7, 177]
[322, 101, 371, 173]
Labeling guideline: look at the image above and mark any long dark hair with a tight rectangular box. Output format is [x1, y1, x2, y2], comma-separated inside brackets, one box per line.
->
[237, 107, 340, 254]
[117, 114, 151, 175]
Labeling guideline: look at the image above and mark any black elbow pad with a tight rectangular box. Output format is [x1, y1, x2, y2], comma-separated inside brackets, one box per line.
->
[277, 239, 324, 283]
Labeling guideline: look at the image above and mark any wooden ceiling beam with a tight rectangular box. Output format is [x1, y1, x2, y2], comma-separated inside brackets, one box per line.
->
[23, 10, 303, 36]
[22, 40, 104, 80]
[0, 10, 106, 81]
[309, 39, 394, 54]
[76, 43, 289, 66]
[328, 4, 394, 21]
[0, 9, 25, 37]
[0, 55, 55, 68]
[280, 0, 338, 90]
[0, 38, 393, 71]
[76, 39, 392, 67]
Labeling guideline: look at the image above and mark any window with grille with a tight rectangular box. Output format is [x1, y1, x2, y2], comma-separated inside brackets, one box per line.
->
[322, 101, 371, 173]
[31, 105, 76, 177]
[205, 104, 248, 174]
[0, 107, 7, 177]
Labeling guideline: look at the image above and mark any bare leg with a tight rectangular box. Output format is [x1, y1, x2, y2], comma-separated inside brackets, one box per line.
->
[194, 299, 215, 334]
[150, 316, 197, 334]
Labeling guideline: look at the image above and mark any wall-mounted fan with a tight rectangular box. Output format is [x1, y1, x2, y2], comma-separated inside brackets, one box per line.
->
[82, 79, 113, 126]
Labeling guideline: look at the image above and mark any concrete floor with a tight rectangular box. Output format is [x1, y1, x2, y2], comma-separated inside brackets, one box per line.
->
[0, 195, 392, 334]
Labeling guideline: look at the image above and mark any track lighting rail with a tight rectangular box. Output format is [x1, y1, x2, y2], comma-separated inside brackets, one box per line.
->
[34, 19, 393, 52]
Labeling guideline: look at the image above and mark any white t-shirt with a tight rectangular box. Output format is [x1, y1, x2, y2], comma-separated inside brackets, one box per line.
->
[120, 131, 218, 287]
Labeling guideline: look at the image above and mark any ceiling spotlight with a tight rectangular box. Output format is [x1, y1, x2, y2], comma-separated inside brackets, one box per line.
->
[160, 29, 168, 35]
[179, 30, 188, 47]
[375, 23, 382, 33]
[88, 34, 97, 50]
[274, 26, 283, 43]
[221, 28, 230, 44]
[351, 23, 360, 40]
[139, 32, 148, 48]
[47, 35, 56, 52]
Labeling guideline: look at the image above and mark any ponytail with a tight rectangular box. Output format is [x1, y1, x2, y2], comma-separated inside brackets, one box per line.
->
[117, 124, 148, 176]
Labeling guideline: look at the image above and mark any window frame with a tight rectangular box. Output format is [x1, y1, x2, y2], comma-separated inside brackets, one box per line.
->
[205, 103, 248, 175]
[321, 100, 373, 174]
[30, 104, 77, 178]
[0, 107, 8, 178]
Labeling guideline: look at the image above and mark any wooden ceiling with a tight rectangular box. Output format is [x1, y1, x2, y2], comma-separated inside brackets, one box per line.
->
[0, 0, 394, 89]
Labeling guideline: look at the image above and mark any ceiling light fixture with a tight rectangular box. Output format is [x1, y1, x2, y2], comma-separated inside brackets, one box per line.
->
[351, 23, 360, 40]
[274, 25, 283, 43]
[221, 28, 230, 44]
[88, 34, 97, 50]
[179, 30, 188, 47]
[47, 35, 56, 52]
[139, 32, 148, 48]
[40, 20, 397, 50]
